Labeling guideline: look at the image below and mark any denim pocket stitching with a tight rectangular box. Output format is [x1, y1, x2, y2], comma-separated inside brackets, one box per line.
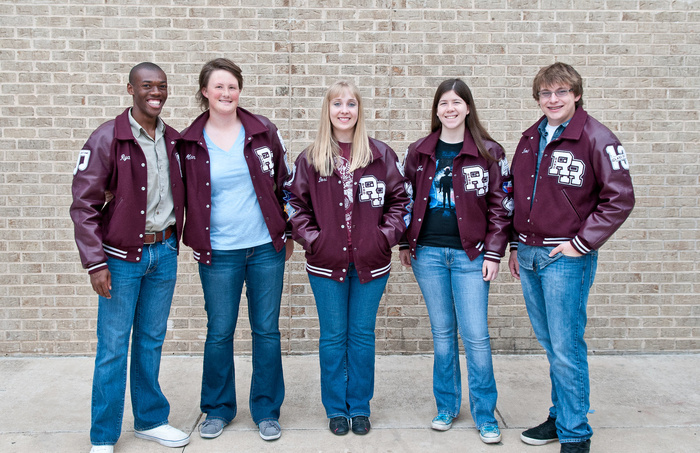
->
[163, 235, 178, 252]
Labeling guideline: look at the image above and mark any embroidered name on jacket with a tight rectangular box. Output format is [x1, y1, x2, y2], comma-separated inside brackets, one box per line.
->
[255, 146, 274, 177]
[462, 165, 488, 196]
[358, 175, 386, 207]
[549, 150, 584, 187]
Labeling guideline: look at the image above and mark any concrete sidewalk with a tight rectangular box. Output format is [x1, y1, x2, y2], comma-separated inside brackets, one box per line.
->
[1, 355, 698, 452]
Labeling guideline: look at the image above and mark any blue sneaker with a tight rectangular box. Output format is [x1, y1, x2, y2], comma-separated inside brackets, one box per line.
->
[199, 418, 225, 439]
[258, 420, 281, 441]
[480, 424, 502, 444]
[431, 414, 454, 431]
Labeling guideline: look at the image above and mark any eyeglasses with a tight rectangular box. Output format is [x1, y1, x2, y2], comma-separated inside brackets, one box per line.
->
[538, 89, 573, 99]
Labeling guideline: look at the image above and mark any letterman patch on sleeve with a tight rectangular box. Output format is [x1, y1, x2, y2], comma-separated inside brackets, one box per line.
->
[277, 130, 292, 174]
[499, 156, 510, 177]
[503, 196, 514, 217]
[283, 162, 296, 188]
[283, 190, 297, 219]
[605, 145, 629, 171]
[502, 180, 513, 194]
[73, 149, 91, 175]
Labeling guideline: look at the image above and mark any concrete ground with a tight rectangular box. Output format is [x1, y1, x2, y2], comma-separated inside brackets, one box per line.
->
[0, 354, 698, 452]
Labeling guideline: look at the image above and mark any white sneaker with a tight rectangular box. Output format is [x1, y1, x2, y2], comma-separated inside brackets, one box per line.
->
[134, 424, 190, 447]
[90, 446, 113, 453]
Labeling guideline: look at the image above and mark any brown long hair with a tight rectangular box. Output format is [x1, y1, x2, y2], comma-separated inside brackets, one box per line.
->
[431, 78, 500, 162]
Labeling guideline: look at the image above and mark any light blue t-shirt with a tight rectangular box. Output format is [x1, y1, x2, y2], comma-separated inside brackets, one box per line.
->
[205, 126, 272, 250]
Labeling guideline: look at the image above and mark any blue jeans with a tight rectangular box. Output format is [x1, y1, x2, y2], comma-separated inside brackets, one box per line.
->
[198, 242, 285, 424]
[308, 264, 389, 419]
[517, 242, 598, 443]
[91, 235, 178, 445]
[411, 246, 498, 429]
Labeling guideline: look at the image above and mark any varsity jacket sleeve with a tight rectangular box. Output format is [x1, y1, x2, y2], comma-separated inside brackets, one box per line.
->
[69, 123, 113, 274]
[285, 152, 321, 253]
[483, 146, 514, 263]
[267, 121, 293, 238]
[571, 134, 635, 254]
[398, 145, 416, 251]
[378, 145, 411, 248]
[509, 228, 519, 251]
[508, 137, 526, 252]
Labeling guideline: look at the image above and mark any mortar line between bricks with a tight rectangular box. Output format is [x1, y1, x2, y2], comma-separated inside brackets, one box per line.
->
[284, 0, 294, 358]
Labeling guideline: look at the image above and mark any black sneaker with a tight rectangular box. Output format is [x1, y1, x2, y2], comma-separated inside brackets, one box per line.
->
[521, 416, 558, 445]
[351, 416, 371, 435]
[561, 439, 591, 453]
[329, 416, 349, 436]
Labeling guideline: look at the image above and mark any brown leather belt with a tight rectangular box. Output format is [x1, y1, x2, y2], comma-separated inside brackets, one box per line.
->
[143, 225, 175, 245]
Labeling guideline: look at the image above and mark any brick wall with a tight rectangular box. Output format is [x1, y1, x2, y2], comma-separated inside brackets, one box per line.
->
[1, 0, 698, 355]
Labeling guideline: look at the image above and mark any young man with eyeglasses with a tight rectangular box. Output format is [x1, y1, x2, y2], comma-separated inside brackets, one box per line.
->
[508, 62, 635, 453]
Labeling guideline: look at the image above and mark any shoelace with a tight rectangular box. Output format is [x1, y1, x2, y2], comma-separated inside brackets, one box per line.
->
[200, 419, 220, 431]
[481, 425, 499, 434]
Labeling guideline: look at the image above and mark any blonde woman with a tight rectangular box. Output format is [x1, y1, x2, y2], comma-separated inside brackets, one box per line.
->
[285, 81, 410, 436]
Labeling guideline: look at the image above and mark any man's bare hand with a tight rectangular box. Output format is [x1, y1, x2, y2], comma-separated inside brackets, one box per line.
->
[399, 249, 412, 267]
[284, 238, 295, 261]
[508, 250, 520, 280]
[90, 268, 112, 299]
[549, 241, 583, 258]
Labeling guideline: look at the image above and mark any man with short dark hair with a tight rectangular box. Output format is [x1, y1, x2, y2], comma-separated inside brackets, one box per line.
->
[508, 62, 635, 453]
[71, 62, 189, 453]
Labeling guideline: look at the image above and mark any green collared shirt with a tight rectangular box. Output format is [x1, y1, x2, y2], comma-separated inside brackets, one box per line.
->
[128, 109, 175, 233]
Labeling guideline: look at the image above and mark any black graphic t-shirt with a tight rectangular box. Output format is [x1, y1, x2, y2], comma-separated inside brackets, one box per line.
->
[417, 140, 463, 249]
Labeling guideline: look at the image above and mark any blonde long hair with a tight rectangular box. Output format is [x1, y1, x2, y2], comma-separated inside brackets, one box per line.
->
[307, 80, 372, 177]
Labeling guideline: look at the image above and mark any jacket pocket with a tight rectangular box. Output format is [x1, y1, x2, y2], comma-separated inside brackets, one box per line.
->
[560, 189, 583, 222]
[309, 229, 324, 255]
[375, 227, 391, 257]
[101, 197, 124, 234]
